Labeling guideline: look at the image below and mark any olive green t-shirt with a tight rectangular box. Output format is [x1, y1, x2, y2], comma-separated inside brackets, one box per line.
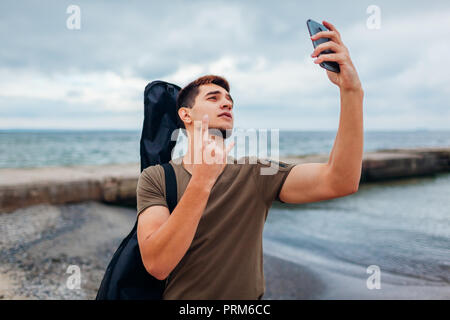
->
[136, 155, 296, 300]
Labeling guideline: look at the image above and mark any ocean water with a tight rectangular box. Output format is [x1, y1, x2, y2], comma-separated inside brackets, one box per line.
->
[1, 129, 450, 168]
[1, 129, 449, 296]
[264, 173, 450, 292]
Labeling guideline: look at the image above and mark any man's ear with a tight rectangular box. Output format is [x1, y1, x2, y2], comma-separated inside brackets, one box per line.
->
[178, 107, 192, 125]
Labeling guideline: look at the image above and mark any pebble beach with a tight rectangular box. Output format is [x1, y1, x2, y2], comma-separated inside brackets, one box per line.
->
[0, 201, 326, 300]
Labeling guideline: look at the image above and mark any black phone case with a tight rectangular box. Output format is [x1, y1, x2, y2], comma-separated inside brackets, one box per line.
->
[306, 19, 340, 73]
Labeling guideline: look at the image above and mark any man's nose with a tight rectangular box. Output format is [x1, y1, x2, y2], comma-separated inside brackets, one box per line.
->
[220, 98, 233, 110]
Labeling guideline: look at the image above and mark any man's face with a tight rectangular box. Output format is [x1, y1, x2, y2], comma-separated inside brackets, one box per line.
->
[184, 83, 234, 136]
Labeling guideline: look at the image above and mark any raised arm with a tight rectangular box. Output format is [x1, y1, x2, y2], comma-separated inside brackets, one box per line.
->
[279, 20, 364, 204]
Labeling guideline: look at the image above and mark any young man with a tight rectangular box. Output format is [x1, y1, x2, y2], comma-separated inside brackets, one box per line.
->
[136, 21, 364, 300]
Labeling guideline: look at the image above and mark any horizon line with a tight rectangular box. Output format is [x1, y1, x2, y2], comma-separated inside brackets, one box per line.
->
[1, 128, 449, 132]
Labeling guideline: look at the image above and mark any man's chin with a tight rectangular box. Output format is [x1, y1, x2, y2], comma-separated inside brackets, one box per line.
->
[208, 126, 233, 139]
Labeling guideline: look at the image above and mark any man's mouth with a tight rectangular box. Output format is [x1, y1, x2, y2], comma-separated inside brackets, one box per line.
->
[218, 112, 232, 120]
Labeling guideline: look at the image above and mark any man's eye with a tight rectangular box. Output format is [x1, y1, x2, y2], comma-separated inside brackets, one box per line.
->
[208, 97, 216, 100]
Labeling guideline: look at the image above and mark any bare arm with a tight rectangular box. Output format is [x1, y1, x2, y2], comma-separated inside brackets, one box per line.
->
[279, 21, 364, 204]
[327, 88, 364, 193]
[313, 21, 364, 193]
[137, 114, 235, 280]
[137, 176, 212, 280]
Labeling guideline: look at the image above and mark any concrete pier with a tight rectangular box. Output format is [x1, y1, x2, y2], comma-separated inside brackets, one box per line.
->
[1, 147, 449, 213]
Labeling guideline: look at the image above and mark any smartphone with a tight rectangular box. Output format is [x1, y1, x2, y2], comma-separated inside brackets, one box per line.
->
[306, 19, 340, 73]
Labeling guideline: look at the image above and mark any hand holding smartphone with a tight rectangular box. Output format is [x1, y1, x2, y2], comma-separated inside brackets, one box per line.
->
[306, 19, 340, 73]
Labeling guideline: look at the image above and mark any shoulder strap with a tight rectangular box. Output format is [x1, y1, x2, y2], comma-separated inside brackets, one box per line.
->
[162, 162, 177, 213]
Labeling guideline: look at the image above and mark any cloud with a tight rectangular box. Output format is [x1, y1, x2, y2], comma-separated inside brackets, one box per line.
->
[0, 68, 147, 112]
[0, 0, 449, 130]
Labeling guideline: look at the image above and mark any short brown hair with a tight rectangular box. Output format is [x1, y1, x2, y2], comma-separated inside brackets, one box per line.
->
[176, 74, 230, 129]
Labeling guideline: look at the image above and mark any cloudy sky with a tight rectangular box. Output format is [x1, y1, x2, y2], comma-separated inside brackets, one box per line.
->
[1, 0, 449, 131]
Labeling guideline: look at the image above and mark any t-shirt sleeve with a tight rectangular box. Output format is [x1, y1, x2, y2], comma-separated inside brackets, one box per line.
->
[252, 157, 296, 205]
[136, 165, 168, 217]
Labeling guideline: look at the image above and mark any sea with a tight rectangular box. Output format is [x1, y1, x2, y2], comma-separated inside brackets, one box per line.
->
[1, 129, 449, 298]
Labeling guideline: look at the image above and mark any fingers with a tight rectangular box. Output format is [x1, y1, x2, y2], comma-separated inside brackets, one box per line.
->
[311, 41, 343, 58]
[322, 20, 340, 36]
[193, 117, 203, 164]
[198, 114, 235, 164]
[313, 52, 345, 64]
[310, 30, 342, 45]
[202, 114, 209, 137]
[202, 114, 210, 144]
[194, 115, 204, 140]
[322, 20, 342, 41]
[310, 21, 348, 66]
